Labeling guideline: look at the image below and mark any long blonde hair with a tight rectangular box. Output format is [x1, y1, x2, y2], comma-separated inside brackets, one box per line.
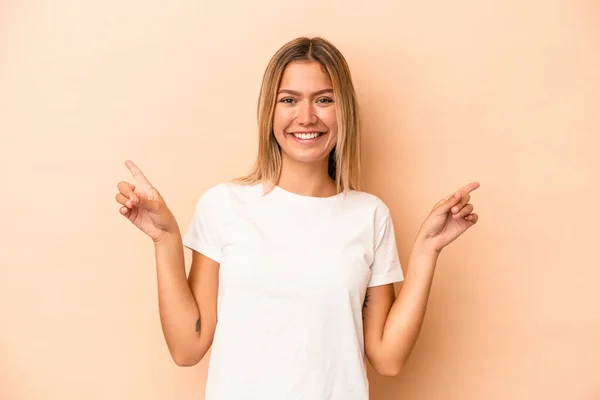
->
[235, 36, 362, 194]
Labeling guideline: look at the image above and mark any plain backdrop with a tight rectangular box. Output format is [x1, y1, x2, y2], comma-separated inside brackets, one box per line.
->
[1, 0, 599, 399]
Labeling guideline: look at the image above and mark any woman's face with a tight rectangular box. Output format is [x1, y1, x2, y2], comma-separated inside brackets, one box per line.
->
[272, 61, 338, 166]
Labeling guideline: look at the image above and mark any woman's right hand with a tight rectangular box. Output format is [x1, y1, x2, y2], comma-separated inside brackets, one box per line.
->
[115, 160, 179, 243]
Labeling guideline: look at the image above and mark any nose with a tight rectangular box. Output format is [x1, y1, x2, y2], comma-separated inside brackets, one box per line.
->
[297, 101, 317, 125]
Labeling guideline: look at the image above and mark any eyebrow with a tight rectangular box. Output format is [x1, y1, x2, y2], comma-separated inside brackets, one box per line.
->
[277, 88, 334, 96]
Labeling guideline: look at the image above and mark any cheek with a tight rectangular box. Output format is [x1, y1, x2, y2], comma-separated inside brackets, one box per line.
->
[272, 107, 290, 134]
[320, 109, 338, 134]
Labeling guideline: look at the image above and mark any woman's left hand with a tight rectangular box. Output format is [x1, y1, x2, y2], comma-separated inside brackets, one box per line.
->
[415, 182, 480, 254]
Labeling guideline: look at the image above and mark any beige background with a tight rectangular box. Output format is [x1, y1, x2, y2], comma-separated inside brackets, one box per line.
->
[1, 0, 599, 399]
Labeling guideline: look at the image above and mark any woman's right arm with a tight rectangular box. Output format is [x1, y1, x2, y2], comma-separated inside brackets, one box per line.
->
[155, 232, 219, 367]
[115, 160, 219, 367]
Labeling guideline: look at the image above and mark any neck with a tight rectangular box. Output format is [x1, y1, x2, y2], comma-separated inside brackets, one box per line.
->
[277, 154, 337, 198]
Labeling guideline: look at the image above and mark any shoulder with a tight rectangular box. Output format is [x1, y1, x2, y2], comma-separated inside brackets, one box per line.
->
[343, 190, 393, 220]
[194, 181, 263, 208]
[337, 190, 397, 237]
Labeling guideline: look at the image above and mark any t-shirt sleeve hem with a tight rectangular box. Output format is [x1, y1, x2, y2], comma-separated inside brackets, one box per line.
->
[182, 234, 221, 263]
[367, 268, 404, 287]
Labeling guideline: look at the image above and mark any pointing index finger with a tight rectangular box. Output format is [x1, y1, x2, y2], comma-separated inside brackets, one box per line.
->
[125, 160, 151, 187]
[458, 181, 480, 195]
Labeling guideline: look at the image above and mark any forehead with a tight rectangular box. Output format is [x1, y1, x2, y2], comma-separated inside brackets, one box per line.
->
[279, 61, 332, 90]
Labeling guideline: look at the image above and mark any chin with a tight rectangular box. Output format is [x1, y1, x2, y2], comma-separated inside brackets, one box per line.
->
[293, 154, 330, 164]
[283, 150, 332, 165]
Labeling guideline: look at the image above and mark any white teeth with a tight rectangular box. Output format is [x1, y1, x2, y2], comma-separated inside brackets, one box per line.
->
[292, 132, 321, 140]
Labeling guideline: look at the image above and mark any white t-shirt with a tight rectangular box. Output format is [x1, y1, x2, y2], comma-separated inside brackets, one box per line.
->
[182, 182, 404, 400]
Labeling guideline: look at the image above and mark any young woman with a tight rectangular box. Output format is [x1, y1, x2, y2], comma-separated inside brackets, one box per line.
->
[115, 36, 479, 400]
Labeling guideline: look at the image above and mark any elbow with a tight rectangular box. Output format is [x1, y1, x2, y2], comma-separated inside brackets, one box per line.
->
[377, 364, 403, 377]
[174, 357, 199, 367]
[171, 334, 213, 367]
[372, 360, 403, 377]
[173, 353, 201, 367]
[171, 347, 205, 367]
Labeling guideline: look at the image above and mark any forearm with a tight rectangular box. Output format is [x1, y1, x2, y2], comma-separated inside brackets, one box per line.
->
[380, 246, 439, 370]
[154, 232, 202, 364]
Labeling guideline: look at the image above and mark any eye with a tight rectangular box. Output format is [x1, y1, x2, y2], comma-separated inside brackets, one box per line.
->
[279, 97, 296, 104]
[317, 97, 334, 104]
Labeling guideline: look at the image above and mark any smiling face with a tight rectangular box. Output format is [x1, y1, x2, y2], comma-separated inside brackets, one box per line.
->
[272, 60, 338, 166]
[240, 37, 361, 193]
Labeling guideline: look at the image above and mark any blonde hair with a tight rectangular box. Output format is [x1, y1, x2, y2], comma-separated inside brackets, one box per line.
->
[235, 36, 362, 194]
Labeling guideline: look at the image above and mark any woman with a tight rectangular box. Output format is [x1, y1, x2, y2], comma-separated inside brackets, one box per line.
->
[115, 36, 479, 399]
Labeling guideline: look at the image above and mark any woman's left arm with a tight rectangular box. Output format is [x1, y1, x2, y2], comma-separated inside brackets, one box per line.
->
[363, 182, 480, 376]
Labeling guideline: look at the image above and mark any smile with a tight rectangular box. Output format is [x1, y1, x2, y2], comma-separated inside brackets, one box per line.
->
[289, 132, 326, 143]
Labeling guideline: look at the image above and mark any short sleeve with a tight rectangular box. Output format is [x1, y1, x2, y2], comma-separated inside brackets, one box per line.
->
[368, 214, 404, 287]
[182, 188, 223, 263]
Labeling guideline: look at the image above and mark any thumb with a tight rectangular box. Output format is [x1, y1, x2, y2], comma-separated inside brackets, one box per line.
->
[135, 187, 162, 213]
